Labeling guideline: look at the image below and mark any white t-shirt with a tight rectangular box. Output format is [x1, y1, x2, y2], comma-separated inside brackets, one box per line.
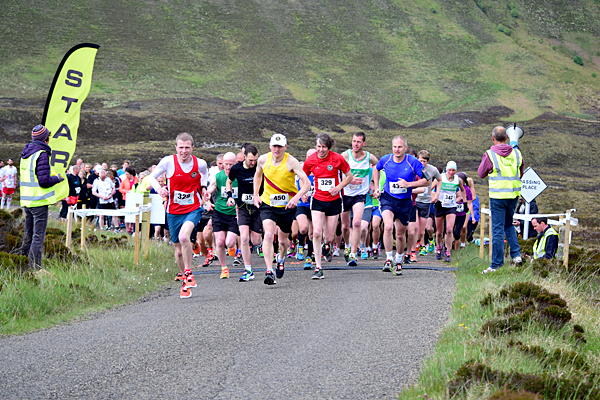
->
[92, 177, 115, 204]
[0, 166, 18, 189]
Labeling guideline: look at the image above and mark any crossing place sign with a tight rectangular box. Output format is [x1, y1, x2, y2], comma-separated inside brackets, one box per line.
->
[520, 167, 547, 203]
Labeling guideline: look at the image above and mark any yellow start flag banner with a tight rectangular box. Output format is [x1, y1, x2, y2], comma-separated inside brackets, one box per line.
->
[42, 43, 100, 203]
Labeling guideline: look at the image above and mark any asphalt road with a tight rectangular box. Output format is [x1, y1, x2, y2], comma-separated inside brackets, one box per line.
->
[0, 250, 455, 399]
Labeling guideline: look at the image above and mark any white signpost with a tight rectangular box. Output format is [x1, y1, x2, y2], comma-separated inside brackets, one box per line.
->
[519, 167, 548, 239]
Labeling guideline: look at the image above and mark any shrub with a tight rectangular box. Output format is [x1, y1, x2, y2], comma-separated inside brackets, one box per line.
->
[430, 7, 436, 13]
[593, 73, 597, 78]
[511, 9, 519, 18]
[497, 24, 511, 36]
[573, 55, 584, 66]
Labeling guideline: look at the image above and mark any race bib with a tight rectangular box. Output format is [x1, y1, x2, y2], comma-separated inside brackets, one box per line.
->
[75, 187, 81, 194]
[456, 203, 464, 213]
[270, 193, 289, 207]
[318, 178, 335, 191]
[220, 186, 238, 199]
[347, 183, 362, 191]
[174, 190, 194, 205]
[442, 193, 456, 206]
[5, 178, 14, 187]
[241, 193, 254, 204]
[389, 182, 407, 194]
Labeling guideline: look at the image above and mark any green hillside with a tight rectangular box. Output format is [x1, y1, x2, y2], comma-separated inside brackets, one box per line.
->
[1, 0, 599, 124]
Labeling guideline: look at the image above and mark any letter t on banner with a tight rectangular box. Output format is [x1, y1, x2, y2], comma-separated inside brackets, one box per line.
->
[42, 43, 100, 204]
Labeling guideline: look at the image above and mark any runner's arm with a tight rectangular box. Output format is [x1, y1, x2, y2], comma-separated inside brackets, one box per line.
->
[288, 156, 310, 209]
[253, 155, 266, 208]
[371, 168, 380, 199]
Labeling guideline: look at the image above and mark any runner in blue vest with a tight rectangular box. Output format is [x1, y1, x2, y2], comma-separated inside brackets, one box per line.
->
[372, 135, 429, 275]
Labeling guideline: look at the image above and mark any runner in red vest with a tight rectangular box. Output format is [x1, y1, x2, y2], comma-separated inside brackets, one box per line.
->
[149, 132, 208, 298]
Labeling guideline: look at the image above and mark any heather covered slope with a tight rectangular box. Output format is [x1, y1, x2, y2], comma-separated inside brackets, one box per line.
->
[1, 0, 599, 124]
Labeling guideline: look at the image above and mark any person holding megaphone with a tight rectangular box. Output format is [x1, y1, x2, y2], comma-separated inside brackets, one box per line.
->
[478, 125, 524, 274]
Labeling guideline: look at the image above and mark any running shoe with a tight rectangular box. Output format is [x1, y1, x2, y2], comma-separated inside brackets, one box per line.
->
[287, 242, 296, 258]
[233, 255, 243, 267]
[174, 272, 184, 282]
[403, 254, 411, 264]
[258, 245, 264, 258]
[482, 266, 497, 274]
[303, 256, 313, 270]
[347, 254, 358, 267]
[228, 247, 236, 257]
[239, 270, 254, 282]
[393, 262, 403, 276]
[311, 268, 324, 280]
[435, 247, 443, 260]
[220, 267, 230, 279]
[275, 255, 285, 279]
[323, 244, 333, 263]
[372, 247, 380, 260]
[344, 246, 351, 262]
[193, 242, 200, 256]
[382, 259, 393, 272]
[427, 240, 435, 253]
[264, 270, 276, 285]
[180, 281, 192, 299]
[410, 251, 418, 263]
[184, 271, 197, 288]
[296, 246, 305, 261]
[444, 251, 451, 263]
[419, 246, 427, 256]
[332, 245, 340, 257]
[360, 246, 369, 260]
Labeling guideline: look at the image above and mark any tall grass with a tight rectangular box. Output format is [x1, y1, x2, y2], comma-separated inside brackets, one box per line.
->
[399, 245, 600, 399]
[0, 236, 177, 336]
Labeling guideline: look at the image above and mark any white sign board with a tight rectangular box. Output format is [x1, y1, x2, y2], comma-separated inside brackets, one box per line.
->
[520, 167, 547, 203]
[124, 193, 166, 224]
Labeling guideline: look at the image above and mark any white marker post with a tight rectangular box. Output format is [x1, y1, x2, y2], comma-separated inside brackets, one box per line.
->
[519, 167, 548, 239]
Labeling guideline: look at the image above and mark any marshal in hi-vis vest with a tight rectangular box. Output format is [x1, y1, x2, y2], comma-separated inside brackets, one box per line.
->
[486, 148, 522, 199]
[533, 227, 559, 260]
[20, 150, 56, 207]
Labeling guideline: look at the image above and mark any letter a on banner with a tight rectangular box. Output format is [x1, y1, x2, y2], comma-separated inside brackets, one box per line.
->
[42, 43, 100, 204]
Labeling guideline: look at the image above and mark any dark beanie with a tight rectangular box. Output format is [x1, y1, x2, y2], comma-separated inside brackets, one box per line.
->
[32, 125, 51, 142]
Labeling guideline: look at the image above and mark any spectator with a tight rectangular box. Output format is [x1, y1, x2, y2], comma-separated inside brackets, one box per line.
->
[92, 169, 117, 230]
[513, 196, 538, 238]
[119, 167, 138, 234]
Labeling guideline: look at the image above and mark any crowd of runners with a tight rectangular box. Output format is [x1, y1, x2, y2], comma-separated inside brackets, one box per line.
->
[139, 131, 481, 298]
[4, 130, 484, 299]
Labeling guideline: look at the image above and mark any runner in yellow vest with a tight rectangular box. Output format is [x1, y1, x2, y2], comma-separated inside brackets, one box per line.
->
[253, 134, 311, 285]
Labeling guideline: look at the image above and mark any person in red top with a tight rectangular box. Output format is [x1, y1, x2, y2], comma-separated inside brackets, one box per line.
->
[302, 132, 353, 279]
[148, 132, 208, 299]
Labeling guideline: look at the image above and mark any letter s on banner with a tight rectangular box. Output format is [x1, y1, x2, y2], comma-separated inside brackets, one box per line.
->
[42, 43, 100, 204]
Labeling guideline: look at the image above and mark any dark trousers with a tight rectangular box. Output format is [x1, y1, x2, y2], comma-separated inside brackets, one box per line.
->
[22, 205, 49, 268]
[59, 200, 69, 219]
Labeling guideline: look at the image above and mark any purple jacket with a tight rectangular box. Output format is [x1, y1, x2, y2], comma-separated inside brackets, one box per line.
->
[21, 141, 61, 188]
[478, 143, 524, 179]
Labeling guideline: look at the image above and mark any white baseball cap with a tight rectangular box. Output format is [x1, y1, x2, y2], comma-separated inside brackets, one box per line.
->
[270, 134, 287, 146]
[446, 161, 457, 171]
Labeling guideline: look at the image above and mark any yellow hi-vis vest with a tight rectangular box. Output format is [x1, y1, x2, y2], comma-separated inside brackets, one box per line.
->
[533, 226, 559, 260]
[486, 148, 522, 199]
[19, 150, 56, 207]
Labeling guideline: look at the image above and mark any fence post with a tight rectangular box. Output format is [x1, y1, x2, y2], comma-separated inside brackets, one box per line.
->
[134, 213, 140, 265]
[65, 207, 73, 249]
[563, 210, 571, 269]
[142, 193, 150, 258]
[479, 210, 485, 259]
[80, 205, 86, 250]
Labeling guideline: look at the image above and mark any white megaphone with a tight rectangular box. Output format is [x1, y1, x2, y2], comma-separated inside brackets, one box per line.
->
[506, 123, 524, 149]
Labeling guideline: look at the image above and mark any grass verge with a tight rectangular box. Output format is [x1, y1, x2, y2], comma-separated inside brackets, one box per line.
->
[0, 219, 176, 336]
[399, 244, 600, 399]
